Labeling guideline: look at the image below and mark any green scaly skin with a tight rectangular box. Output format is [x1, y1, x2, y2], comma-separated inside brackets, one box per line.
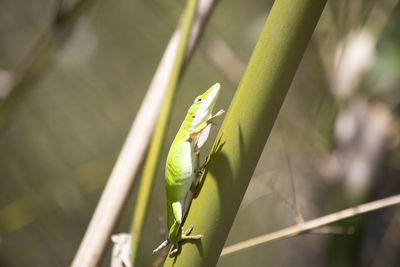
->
[153, 83, 223, 256]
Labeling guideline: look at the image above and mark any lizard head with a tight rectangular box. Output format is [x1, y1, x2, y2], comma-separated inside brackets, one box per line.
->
[187, 83, 221, 133]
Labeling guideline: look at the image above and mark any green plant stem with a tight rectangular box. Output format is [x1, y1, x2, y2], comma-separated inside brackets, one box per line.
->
[163, 0, 327, 266]
[129, 0, 198, 264]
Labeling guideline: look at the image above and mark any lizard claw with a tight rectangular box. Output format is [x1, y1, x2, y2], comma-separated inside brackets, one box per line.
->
[184, 225, 194, 235]
[182, 225, 202, 240]
[170, 247, 179, 256]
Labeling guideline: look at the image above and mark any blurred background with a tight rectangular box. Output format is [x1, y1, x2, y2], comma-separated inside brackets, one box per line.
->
[0, 0, 399, 266]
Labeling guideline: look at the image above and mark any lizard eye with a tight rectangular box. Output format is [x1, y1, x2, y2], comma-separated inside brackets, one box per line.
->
[197, 98, 203, 103]
[192, 115, 196, 118]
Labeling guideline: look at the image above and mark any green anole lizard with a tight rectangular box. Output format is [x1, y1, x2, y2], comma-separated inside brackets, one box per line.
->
[152, 83, 224, 256]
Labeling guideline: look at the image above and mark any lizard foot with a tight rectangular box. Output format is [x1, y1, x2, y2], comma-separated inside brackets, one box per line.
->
[169, 225, 203, 256]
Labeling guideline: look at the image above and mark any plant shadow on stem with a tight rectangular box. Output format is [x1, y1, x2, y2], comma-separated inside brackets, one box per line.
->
[193, 135, 226, 199]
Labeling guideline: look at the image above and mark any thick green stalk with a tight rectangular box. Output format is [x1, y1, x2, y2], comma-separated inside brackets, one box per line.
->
[163, 0, 327, 266]
[129, 0, 198, 264]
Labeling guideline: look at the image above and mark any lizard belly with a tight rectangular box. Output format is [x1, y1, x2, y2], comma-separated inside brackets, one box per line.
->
[165, 140, 195, 229]
[165, 140, 194, 201]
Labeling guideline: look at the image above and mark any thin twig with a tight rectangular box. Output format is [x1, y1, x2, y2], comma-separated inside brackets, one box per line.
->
[307, 225, 355, 235]
[281, 130, 304, 223]
[221, 194, 400, 256]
